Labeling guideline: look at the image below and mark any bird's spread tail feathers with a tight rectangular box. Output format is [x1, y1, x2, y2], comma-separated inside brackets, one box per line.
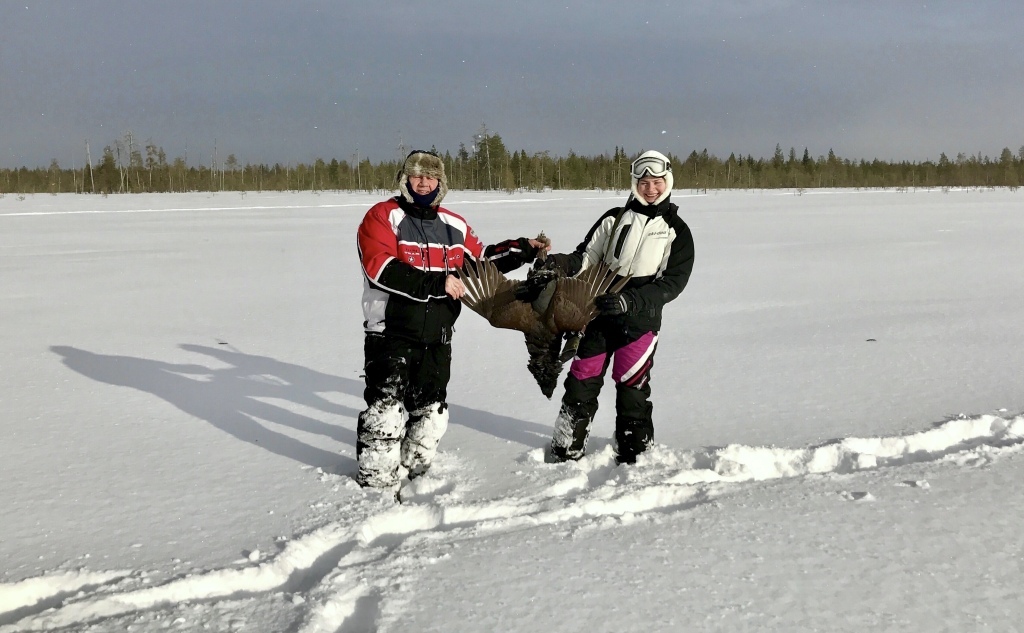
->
[458, 257, 630, 398]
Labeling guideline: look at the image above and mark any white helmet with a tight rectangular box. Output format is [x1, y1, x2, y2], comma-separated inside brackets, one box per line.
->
[630, 150, 673, 206]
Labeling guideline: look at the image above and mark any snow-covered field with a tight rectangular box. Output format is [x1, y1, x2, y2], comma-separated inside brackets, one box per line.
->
[1, 188, 1023, 632]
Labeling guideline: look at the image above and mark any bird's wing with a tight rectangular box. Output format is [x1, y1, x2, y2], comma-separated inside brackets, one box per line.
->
[550, 261, 632, 332]
[459, 258, 541, 333]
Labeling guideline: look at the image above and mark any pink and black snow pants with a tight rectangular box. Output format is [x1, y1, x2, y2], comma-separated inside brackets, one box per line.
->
[550, 320, 658, 463]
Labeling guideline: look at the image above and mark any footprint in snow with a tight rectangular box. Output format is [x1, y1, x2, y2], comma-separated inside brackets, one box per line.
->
[897, 479, 931, 489]
[839, 490, 876, 502]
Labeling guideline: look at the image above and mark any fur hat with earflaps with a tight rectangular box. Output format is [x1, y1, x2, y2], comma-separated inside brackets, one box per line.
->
[397, 150, 448, 208]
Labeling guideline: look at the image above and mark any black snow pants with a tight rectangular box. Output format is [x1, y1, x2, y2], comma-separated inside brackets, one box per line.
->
[356, 333, 451, 488]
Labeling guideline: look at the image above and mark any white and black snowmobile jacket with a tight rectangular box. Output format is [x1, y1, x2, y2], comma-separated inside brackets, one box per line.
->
[552, 196, 694, 331]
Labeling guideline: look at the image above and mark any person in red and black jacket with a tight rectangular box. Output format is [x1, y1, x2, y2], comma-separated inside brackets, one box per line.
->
[355, 149, 547, 490]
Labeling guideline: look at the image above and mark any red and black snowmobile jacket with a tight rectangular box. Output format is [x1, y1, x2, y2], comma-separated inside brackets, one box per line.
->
[357, 196, 536, 345]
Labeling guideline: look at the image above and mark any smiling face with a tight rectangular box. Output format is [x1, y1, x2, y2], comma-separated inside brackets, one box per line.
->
[636, 176, 667, 203]
[408, 174, 439, 195]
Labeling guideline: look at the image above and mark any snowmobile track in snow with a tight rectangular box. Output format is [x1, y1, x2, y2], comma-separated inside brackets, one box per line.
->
[2, 413, 1021, 632]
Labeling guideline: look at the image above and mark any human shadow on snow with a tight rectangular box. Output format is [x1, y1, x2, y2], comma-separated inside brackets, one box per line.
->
[50, 344, 357, 470]
[179, 344, 553, 452]
[50, 344, 551, 473]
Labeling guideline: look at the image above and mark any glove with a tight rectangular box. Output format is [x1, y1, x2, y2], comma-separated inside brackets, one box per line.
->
[533, 256, 558, 272]
[515, 268, 556, 302]
[595, 292, 631, 317]
[487, 238, 538, 265]
[516, 237, 540, 262]
[534, 252, 571, 273]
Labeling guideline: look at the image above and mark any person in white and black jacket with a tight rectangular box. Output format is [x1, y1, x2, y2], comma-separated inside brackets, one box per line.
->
[356, 149, 547, 489]
[539, 150, 695, 464]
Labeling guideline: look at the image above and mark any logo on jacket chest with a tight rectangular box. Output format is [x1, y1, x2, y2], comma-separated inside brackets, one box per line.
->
[398, 243, 463, 269]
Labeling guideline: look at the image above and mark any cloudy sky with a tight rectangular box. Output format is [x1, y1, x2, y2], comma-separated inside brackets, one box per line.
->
[1, 0, 1021, 168]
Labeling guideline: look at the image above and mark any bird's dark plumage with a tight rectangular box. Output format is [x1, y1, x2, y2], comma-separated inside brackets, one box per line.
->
[459, 257, 629, 398]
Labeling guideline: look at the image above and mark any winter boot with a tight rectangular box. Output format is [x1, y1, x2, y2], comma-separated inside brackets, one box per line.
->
[549, 402, 593, 462]
[613, 416, 653, 465]
[401, 403, 449, 479]
[356, 400, 406, 489]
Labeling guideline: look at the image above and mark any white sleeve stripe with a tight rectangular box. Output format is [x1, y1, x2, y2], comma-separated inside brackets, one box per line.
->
[362, 259, 446, 302]
[363, 255, 395, 282]
[487, 247, 524, 260]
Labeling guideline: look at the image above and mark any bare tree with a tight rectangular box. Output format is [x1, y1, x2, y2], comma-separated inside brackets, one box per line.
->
[145, 141, 160, 191]
[474, 124, 493, 190]
[125, 131, 143, 191]
[86, 140, 95, 193]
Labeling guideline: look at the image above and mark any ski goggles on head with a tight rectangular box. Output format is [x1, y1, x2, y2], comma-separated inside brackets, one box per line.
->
[630, 155, 671, 179]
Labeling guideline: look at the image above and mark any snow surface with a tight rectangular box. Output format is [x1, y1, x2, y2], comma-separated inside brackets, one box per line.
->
[1, 188, 1023, 632]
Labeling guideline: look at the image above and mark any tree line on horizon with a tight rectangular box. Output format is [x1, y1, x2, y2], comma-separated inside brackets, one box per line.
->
[2, 128, 1023, 195]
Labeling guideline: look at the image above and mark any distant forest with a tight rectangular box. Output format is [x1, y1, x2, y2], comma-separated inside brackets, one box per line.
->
[3, 129, 1023, 194]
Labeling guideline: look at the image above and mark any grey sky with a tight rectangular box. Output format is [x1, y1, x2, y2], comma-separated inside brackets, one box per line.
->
[2, 0, 1021, 168]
